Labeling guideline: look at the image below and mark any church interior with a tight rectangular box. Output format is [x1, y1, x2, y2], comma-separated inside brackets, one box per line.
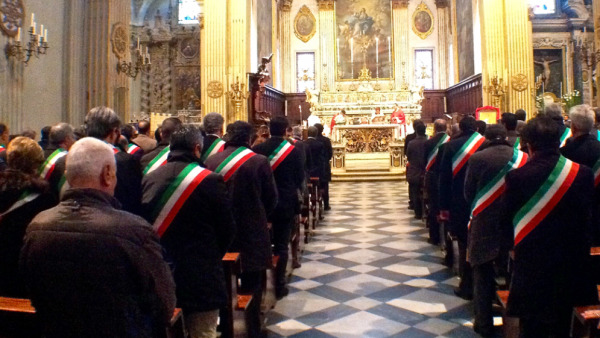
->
[1, 0, 600, 337]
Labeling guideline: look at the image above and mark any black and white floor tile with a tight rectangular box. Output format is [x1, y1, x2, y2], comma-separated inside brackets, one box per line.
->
[266, 181, 484, 338]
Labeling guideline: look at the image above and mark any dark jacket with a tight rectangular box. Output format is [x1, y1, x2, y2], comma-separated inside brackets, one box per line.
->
[406, 135, 427, 184]
[424, 133, 446, 210]
[142, 151, 235, 312]
[200, 134, 223, 164]
[19, 189, 176, 338]
[292, 137, 313, 174]
[205, 146, 278, 272]
[42, 145, 68, 199]
[253, 137, 305, 213]
[404, 132, 417, 155]
[503, 150, 598, 323]
[115, 150, 143, 215]
[141, 141, 169, 172]
[316, 135, 333, 182]
[464, 141, 514, 266]
[133, 134, 158, 154]
[0, 171, 56, 297]
[305, 137, 325, 179]
[506, 130, 519, 148]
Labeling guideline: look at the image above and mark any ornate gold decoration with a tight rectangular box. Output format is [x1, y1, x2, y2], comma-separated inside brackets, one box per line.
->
[111, 23, 128, 59]
[0, 0, 23, 37]
[357, 66, 372, 82]
[227, 76, 250, 116]
[316, 0, 335, 10]
[342, 128, 393, 153]
[391, 0, 409, 9]
[484, 75, 506, 108]
[511, 73, 529, 92]
[280, 0, 293, 12]
[412, 2, 434, 40]
[207, 81, 224, 98]
[294, 5, 316, 43]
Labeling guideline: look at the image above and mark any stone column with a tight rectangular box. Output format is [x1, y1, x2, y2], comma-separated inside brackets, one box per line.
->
[229, 0, 250, 122]
[0, 44, 24, 132]
[478, 0, 507, 109]
[279, 0, 293, 93]
[435, 0, 450, 89]
[63, 0, 87, 126]
[391, 0, 409, 89]
[317, 0, 335, 91]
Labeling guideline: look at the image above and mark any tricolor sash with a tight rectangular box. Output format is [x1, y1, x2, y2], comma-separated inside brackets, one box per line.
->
[0, 145, 5, 152]
[214, 147, 256, 182]
[452, 133, 485, 177]
[560, 127, 572, 147]
[1, 191, 41, 219]
[152, 163, 211, 237]
[143, 146, 170, 175]
[268, 140, 295, 170]
[39, 149, 67, 181]
[468, 148, 528, 228]
[111, 145, 120, 154]
[127, 143, 141, 155]
[514, 137, 520, 150]
[596, 130, 600, 142]
[200, 138, 225, 162]
[426, 133, 450, 171]
[513, 156, 579, 246]
[57, 175, 69, 198]
[593, 157, 600, 187]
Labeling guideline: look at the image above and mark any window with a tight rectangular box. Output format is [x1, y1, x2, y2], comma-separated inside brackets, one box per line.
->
[178, 0, 201, 25]
[297, 52, 315, 93]
[414, 49, 434, 90]
[530, 0, 556, 15]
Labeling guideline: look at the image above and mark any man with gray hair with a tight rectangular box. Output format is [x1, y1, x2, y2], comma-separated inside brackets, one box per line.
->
[200, 112, 226, 163]
[20, 137, 176, 337]
[545, 103, 571, 146]
[40, 123, 76, 198]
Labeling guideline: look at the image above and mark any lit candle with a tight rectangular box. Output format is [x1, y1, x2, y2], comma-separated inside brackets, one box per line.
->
[350, 38, 354, 64]
[33, 21, 36, 35]
[16, 27, 21, 42]
[40, 24, 43, 38]
[388, 37, 391, 64]
[336, 38, 340, 65]
[376, 37, 379, 64]
[44, 29, 47, 42]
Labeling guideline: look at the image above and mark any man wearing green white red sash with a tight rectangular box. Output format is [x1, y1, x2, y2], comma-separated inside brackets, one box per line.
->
[120, 124, 144, 162]
[439, 116, 485, 300]
[200, 112, 226, 164]
[140, 117, 182, 175]
[41, 123, 76, 199]
[424, 119, 448, 245]
[205, 121, 277, 338]
[501, 112, 519, 149]
[545, 103, 572, 147]
[502, 116, 597, 337]
[560, 105, 600, 246]
[464, 125, 528, 336]
[253, 117, 304, 299]
[142, 125, 235, 337]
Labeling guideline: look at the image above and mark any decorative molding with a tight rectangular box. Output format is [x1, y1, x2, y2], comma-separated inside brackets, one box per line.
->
[0, 0, 24, 38]
[434, 0, 449, 8]
[316, 0, 335, 10]
[562, 0, 590, 21]
[391, 0, 410, 9]
[412, 2, 434, 40]
[511, 73, 529, 92]
[207, 80, 224, 98]
[111, 22, 129, 59]
[280, 0, 293, 12]
[294, 5, 316, 43]
[532, 37, 570, 48]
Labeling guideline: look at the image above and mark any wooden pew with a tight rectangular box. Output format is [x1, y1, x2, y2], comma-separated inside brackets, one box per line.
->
[221, 253, 254, 338]
[301, 189, 312, 244]
[308, 177, 322, 230]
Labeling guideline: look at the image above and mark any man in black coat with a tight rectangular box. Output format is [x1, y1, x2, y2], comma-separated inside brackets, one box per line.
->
[501, 113, 519, 148]
[200, 112, 226, 164]
[85, 106, 143, 215]
[20, 137, 176, 338]
[204, 121, 277, 337]
[424, 119, 448, 244]
[545, 103, 571, 146]
[142, 125, 235, 337]
[41, 123, 76, 198]
[439, 116, 485, 299]
[292, 125, 312, 173]
[140, 117, 183, 175]
[503, 116, 597, 337]
[405, 120, 425, 209]
[315, 123, 333, 210]
[406, 122, 428, 219]
[305, 126, 326, 180]
[464, 125, 527, 336]
[253, 117, 304, 298]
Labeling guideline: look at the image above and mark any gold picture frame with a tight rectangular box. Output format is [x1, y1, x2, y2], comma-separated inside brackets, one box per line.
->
[412, 2, 434, 40]
[294, 5, 316, 43]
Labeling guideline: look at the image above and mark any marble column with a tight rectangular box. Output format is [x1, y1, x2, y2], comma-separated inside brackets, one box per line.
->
[478, 0, 507, 109]
[279, 0, 293, 93]
[392, 0, 409, 89]
[317, 0, 335, 91]
[435, 0, 450, 89]
[63, 0, 86, 126]
[229, 0, 250, 122]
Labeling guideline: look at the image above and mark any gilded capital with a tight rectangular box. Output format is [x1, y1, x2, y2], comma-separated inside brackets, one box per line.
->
[280, 0, 293, 12]
[391, 0, 409, 9]
[435, 0, 449, 8]
[317, 0, 335, 10]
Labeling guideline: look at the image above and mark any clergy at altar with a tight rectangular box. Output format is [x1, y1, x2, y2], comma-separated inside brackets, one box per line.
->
[142, 125, 235, 338]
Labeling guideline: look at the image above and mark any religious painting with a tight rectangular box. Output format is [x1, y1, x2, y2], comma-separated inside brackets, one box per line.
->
[336, 0, 393, 81]
[534, 48, 564, 98]
[175, 67, 201, 110]
[294, 6, 316, 43]
[412, 2, 434, 40]
[455, 0, 474, 82]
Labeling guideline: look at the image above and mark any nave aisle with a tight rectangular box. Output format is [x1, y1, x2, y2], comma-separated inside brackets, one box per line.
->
[266, 182, 483, 337]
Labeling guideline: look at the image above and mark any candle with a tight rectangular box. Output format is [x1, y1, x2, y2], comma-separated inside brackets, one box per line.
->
[16, 27, 20, 42]
[31, 13, 34, 27]
[350, 38, 354, 63]
[388, 37, 391, 65]
[40, 24, 43, 36]
[147, 53, 151, 64]
[376, 37, 379, 64]
[44, 29, 47, 42]
[33, 21, 36, 35]
[137, 37, 140, 50]
[336, 38, 340, 65]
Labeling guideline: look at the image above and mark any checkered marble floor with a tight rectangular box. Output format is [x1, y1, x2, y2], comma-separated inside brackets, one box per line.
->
[266, 182, 482, 338]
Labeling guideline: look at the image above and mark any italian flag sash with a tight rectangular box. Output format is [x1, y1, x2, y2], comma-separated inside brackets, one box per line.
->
[560, 127, 572, 147]
[143, 146, 170, 175]
[57, 175, 69, 197]
[200, 138, 225, 162]
[0, 145, 4, 152]
[452, 133, 485, 177]
[39, 149, 67, 180]
[593, 157, 600, 187]
[215, 147, 256, 182]
[596, 130, 600, 142]
[426, 133, 450, 171]
[268, 140, 295, 170]
[1, 191, 41, 219]
[469, 148, 528, 228]
[152, 163, 211, 237]
[513, 156, 579, 246]
[127, 143, 141, 155]
[514, 137, 520, 149]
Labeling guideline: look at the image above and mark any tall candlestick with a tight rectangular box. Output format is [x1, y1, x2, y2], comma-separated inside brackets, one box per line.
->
[31, 13, 34, 27]
[40, 24, 43, 37]
[376, 37, 379, 64]
[44, 29, 48, 42]
[336, 38, 340, 65]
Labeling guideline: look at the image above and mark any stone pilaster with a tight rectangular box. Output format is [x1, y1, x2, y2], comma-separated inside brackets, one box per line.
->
[0, 42, 24, 132]
[435, 0, 450, 89]
[280, 0, 293, 92]
[478, 0, 507, 109]
[63, 0, 86, 125]
[317, 0, 335, 91]
[392, 0, 409, 89]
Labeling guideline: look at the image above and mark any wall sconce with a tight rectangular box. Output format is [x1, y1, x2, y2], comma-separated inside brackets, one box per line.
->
[5, 13, 49, 64]
[117, 40, 151, 79]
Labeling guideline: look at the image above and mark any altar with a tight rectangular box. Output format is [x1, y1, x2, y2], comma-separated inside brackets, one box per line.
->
[333, 124, 402, 153]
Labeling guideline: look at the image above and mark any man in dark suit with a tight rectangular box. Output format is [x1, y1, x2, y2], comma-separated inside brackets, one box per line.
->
[85, 106, 143, 215]
[406, 122, 428, 219]
[405, 120, 425, 209]
[200, 112, 226, 164]
[464, 125, 527, 336]
[253, 117, 304, 299]
[140, 117, 182, 175]
[314, 123, 333, 210]
[501, 113, 519, 148]
[292, 125, 312, 173]
[142, 125, 235, 337]
[503, 116, 597, 337]
[40, 123, 76, 198]
[133, 120, 157, 153]
[424, 119, 448, 244]
[204, 121, 277, 337]
[439, 116, 485, 299]
[305, 126, 325, 180]
[545, 103, 570, 146]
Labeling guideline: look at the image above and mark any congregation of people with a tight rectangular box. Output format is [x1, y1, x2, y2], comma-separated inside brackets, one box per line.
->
[405, 104, 600, 337]
[0, 108, 333, 338]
